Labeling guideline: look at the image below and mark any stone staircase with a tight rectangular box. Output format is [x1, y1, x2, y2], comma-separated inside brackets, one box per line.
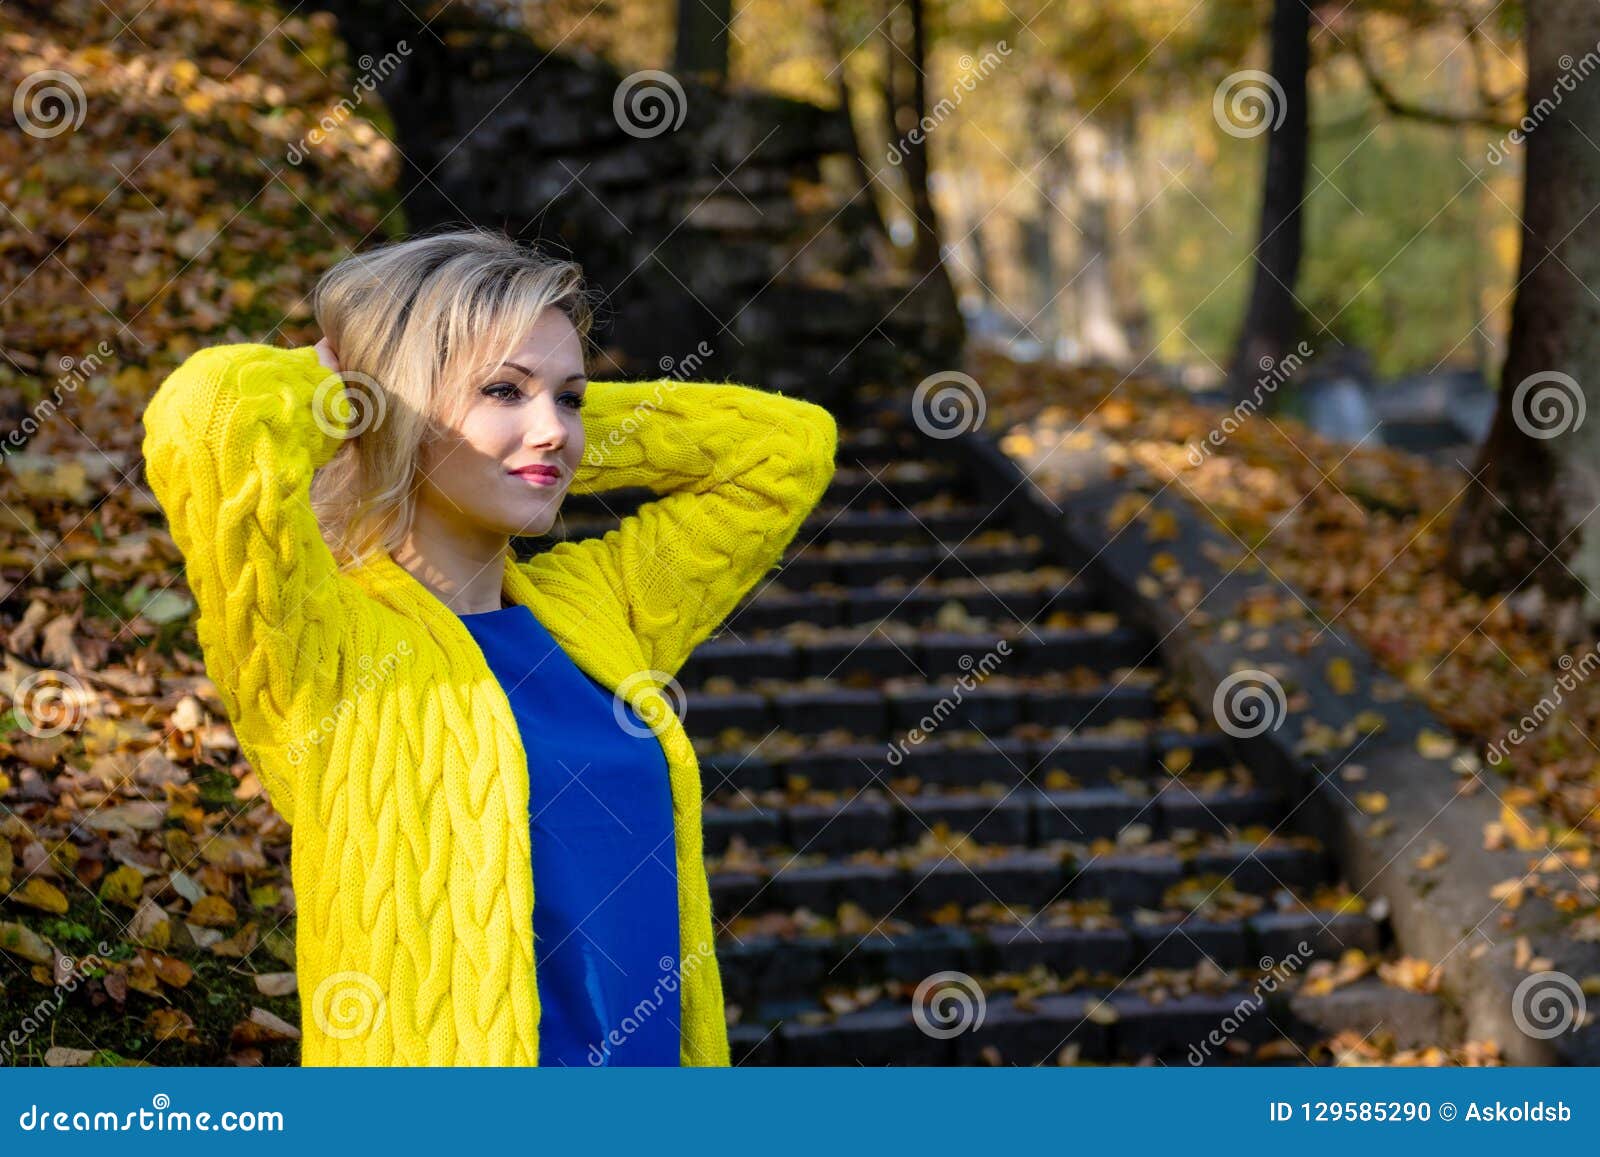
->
[526, 391, 1455, 1066]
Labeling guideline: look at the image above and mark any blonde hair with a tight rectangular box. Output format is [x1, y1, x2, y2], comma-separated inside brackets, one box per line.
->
[308, 226, 594, 571]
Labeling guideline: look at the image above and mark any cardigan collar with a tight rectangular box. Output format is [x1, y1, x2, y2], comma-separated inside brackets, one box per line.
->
[345, 546, 648, 705]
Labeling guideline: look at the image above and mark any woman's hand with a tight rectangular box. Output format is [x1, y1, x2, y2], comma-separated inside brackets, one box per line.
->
[313, 336, 341, 374]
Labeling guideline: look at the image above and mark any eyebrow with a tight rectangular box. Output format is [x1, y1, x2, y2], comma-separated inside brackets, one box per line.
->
[499, 361, 587, 384]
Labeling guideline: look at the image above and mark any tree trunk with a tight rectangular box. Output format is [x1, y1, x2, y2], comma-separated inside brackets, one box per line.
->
[674, 0, 731, 83]
[902, 0, 943, 277]
[883, 0, 961, 319]
[817, 0, 891, 240]
[1229, 0, 1311, 400]
[1072, 118, 1133, 364]
[1448, 1, 1600, 629]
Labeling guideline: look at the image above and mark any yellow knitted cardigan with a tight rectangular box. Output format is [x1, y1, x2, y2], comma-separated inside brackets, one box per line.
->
[139, 342, 837, 1066]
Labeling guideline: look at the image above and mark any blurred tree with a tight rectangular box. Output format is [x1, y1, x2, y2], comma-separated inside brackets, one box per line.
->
[1450, 0, 1600, 634]
[882, 0, 961, 319]
[1347, 0, 1519, 131]
[817, 0, 890, 239]
[675, 0, 732, 82]
[1229, 0, 1311, 402]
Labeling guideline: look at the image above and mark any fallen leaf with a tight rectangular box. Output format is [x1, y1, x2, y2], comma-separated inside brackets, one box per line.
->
[10, 878, 69, 914]
[0, 920, 54, 965]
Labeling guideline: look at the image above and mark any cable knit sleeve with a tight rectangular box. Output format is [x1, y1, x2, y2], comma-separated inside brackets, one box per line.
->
[548, 377, 837, 680]
[140, 342, 352, 825]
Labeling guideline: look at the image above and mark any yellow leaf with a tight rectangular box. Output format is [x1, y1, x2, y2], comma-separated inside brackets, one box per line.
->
[1356, 791, 1389, 815]
[1489, 877, 1526, 909]
[1416, 729, 1456, 759]
[188, 894, 238, 928]
[1415, 841, 1450, 870]
[1085, 999, 1119, 1025]
[128, 898, 171, 950]
[10, 878, 68, 914]
[1325, 657, 1356, 695]
[1106, 493, 1145, 532]
[0, 920, 54, 965]
[97, 865, 145, 908]
[1149, 551, 1180, 576]
[1145, 510, 1179, 541]
[1353, 710, 1387, 735]
[1500, 802, 1542, 852]
[146, 1007, 200, 1043]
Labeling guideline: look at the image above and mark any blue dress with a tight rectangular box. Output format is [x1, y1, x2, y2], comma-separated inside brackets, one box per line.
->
[456, 601, 682, 1066]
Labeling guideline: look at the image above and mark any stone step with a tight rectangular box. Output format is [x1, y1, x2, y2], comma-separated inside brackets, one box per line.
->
[835, 428, 934, 467]
[709, 838, 1329, 920]
[695, 729, 1239, 793]
[703, 784, 1284, 856]
[716, 909, 1381, 1013]
[557, 460, 966, 521]
[801, 504, 999, 546]
[775, 537, 1054, 588]
[729, 973, 1431, 1066]
[829, 463, 968, 507]
[550, 501, 999, 549]
[682, 677, 1161, 740]
[723, 580, 1098, 631]
[680, 624, 1153, 687]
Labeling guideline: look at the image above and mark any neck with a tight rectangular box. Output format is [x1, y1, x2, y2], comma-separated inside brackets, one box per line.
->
[393, 505, 512, 616]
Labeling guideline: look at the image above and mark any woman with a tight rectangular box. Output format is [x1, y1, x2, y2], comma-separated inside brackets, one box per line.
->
[139, 226, 838, 1065]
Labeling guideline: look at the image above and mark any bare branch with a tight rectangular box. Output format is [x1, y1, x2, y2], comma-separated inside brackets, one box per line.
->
[1350, 24, 1519, 132]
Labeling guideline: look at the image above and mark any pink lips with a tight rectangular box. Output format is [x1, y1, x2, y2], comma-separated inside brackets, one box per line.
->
[509, 465, 562, 487]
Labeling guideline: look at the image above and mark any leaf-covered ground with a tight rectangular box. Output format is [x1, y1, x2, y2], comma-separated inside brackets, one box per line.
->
[1, 0, 399, 1064]
[980, 348, 1600, 954]
[0, 0, 1551, 1068]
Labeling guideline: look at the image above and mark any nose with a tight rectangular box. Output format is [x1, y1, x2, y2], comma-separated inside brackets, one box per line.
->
[522, 394, 568, 451]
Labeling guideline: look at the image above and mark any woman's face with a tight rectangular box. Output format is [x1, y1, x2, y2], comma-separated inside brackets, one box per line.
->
[414, 308, 587, 541]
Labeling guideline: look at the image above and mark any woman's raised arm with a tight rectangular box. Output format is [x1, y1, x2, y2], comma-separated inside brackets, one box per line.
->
[140, 342, 353, 824]
[533, 377, 838, 680]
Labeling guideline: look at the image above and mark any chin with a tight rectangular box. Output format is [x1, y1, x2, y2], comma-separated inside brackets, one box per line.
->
[515, 508, 561, 538]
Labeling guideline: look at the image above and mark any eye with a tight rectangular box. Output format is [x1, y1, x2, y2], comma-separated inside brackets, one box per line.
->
[560, 391, 586, 411]
[482, 382, 522, 403]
